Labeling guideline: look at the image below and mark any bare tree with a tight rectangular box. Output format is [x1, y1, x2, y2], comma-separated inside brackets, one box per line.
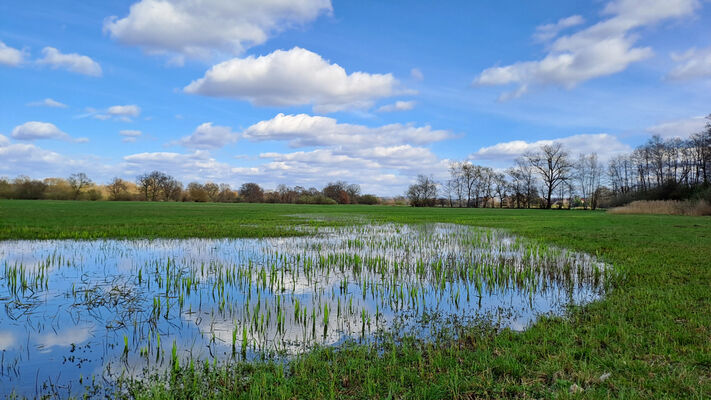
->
[203, 182, 219, 201]
[525, 143, 572, 209]
[407, 175, 438, 207]
[68, 173, 92, 200]
[493, 172, 508, 208]
[508, 158, 537, 208]
[576, 153, 603, 210]
[187, 182, 209, 202]
[106, 177, 128, 201]
[239, 182, 264, 203]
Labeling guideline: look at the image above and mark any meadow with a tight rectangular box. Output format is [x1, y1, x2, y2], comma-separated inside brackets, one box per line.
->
[0, 200, 710, 399]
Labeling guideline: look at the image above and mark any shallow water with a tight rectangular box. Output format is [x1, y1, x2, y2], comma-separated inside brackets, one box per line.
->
[0, 223, 609, 397]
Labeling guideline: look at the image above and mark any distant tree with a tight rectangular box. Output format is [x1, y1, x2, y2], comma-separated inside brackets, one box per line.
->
[137, 171, 161, 201]
[217, 184, 237, 202]
[346, 184, 361, 204]
[107, 177, 129, 201]
[407, 175, 438, 207]
[357, 194, 380, 205]
[203, 182, 219, 201]
[492, 172, 508, 208]
[508, 159, 537, 208]
[161, 177, 182, 201]
[68, 172, 92, 200]
[575, 153, 603, 210]
[136, 171, 179, 201]
[239, 182, 264, 203]
[187, 182, 209, 202]
[13, 176, 47, 199]
[524, 143, 573, 209]
[43, 178, 73, 200]
[0, 178, 12, 199]
[323, 181, 349, 204]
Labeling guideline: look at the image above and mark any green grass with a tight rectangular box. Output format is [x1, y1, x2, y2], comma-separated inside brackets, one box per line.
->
[1, 200, 710, 398]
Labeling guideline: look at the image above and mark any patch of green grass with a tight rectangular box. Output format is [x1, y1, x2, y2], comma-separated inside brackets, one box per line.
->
[1, 200, 710, 398]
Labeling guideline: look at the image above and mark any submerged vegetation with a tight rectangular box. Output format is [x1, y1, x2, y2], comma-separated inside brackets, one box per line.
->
[0, 224, 610, 397]
[0, 201, 709, 398]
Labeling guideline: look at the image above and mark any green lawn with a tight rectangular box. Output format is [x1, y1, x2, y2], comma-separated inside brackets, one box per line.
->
[1, 200, 710, 399]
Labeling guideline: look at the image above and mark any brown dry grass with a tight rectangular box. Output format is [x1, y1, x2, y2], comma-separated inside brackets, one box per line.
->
[608, 200, 711, 216]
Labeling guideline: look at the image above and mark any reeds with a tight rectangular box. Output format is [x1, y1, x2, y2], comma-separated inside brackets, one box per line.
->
[608, 200, 711, 216]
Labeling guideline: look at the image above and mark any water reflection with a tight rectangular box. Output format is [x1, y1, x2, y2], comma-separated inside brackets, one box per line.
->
[0, 223, 610, 397]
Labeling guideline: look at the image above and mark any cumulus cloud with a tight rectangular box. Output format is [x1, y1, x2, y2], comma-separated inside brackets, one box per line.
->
[120, 129, 142, 143]
[235, 113, 454, 193]
[0, 143, 69, 174]
[36, 47, 102, 77]
[11, 121, 71, 141]
[242, 113, 450, 148]
[176, 122, 238, 149]
[0, 41, 25, 66]
[377, 100, 415, 113]
[27, 98, 68, 108]
[668, 47, 711, 80]
[532, 15, 585, 42]
[474, 0, 700, 100]
[647, 116, 708, 138]
[410, 68, 424, 81]
[0, 134, 9, 147]
[470, 133, 632, 164]
[184, 47, 402, 112]
[104, 0, 332, 62]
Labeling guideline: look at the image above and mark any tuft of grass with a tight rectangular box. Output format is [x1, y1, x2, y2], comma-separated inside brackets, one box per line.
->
[608, 199, 711, 216]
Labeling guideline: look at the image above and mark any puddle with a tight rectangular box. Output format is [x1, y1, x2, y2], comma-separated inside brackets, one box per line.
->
[0, 223, 609, 397]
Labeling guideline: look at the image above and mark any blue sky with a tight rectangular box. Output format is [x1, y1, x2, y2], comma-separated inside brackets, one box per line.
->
[1, 0, 710, 195]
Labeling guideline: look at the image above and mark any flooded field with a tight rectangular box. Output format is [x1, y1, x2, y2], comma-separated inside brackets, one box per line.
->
[0, 223, 610, 397]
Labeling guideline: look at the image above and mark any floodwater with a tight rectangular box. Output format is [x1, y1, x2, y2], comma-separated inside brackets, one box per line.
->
[0, 223, 609, 397]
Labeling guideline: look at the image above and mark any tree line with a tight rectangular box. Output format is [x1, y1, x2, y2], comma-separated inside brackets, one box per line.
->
[0, 172, 384, 205]
[408, 115, 711, 209]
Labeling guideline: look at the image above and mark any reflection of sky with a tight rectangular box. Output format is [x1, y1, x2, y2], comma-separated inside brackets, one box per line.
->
[0, 223, 610, 397]
[0, 331, 16, 350]
[35, 325, 93, 353]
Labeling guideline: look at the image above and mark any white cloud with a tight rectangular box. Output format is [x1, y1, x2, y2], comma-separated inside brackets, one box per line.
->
[176, 122, 238, 149]
[377, 100, 415, 113]
[28, 98, 68, 108]
[668, 47, 711, 80]
[84, 104, 141, 121]
[11, 121, 70, 141]
[184, 47, 402, 112]
[533, 15, 585, 42]
[120, 129, 142, 143]
[0, 143, 67, 173]
[37, 47, 102, 77]
[410, 68, 424, 81]
[104, 0, 332, 62]
[470, 133, 632, 164]
[474, 0, 700, 100]
[0, 41, 25, 66]
[646, 116, 708, 138]
[242, 113, 450, 148]
[0, 134, 9, 146]
[108, 104, 141, 117]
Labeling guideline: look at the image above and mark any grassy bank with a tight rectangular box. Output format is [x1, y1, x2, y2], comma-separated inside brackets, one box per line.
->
[1, 200, 710, 398]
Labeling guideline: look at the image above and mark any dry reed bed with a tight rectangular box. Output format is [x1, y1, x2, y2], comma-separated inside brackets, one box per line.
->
[608, 200, 711, 216]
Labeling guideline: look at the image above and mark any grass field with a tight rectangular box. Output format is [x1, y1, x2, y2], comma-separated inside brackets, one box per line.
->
[1, 200, 710, 399]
